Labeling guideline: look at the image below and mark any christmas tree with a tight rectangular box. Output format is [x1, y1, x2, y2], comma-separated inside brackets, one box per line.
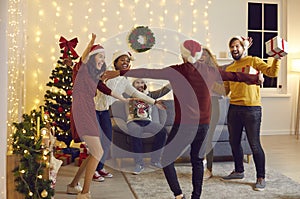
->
[44, 37, 79, 147]
[11, 36, 79, 198]
[12, 108, 55, 199]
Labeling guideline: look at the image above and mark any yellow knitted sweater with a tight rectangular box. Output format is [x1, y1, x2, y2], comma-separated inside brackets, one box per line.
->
[224, 56, 280, 106]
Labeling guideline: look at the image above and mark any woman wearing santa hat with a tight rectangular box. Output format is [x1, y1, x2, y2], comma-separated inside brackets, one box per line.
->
[67, 33, 128, 199]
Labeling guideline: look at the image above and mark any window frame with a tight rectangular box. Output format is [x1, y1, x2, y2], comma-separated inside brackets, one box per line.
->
[247, 0, 287, 95]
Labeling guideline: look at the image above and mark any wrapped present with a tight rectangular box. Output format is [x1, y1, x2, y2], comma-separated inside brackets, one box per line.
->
[79, 143, 88, 154]
[74, 144, 89, 166]
[237, 65, 258, 74]
[62, 147, 80, 162]
[74, 153, 89, 166]
[55, 140, 67, 149]
[74, 157, 80, 166]
[54, 152, 71, 166]
[265, 36, 288, 59]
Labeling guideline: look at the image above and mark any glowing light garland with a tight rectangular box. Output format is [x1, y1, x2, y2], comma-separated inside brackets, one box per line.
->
[7, 0, 27, 153]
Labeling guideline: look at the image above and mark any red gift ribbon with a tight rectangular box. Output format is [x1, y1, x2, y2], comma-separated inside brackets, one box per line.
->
[78, 153, 89, 165]
[55, 153, 71, 164]
[59, 36, 79, 59]
[270, 38, 285, 58]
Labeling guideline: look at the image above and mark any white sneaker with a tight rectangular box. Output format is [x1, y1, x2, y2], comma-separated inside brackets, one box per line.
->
[67, 183, 83, 194]
[203, 169, 212, 181]
[132, 164, 144, 175]
[203, 159, 207, 168]
[92, 171, 105, 182]
[76, 192, 91, 199]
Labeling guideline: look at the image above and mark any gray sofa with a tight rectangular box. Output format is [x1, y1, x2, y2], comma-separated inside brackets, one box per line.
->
[209, 97, 252, 162]
[109, 98, 252, 162]
[109, 100, 177, 159]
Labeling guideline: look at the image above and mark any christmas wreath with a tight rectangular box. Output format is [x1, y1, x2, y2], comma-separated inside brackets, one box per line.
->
[128, 26, 155, 53]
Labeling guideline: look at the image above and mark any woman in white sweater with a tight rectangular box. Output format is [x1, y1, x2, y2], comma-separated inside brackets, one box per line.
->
[92, 50, 165, 181]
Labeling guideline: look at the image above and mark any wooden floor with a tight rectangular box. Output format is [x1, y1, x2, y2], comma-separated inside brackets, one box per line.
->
[22, 135, 300, 199]
[261, 134, 300, 183]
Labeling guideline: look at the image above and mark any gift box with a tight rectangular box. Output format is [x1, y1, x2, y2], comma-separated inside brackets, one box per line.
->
[74, 153, 89, 166]
[54, 152, 71, 166]
[74, 143, 89, 166]
[265, 36, 288, 59]
[236, 65, 258, 74]
[62, 147, 80, 162]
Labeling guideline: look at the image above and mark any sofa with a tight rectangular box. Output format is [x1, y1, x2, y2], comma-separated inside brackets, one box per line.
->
[209, 97, 252, 163]
[109, 98, 252, 162]
[109, 100, 178, 159]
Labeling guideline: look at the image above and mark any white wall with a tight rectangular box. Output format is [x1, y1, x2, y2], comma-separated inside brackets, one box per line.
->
[24, 0, 248, 111]
[287, 0, 300, 135]
[21, 0, 299, 135]
[0, 1, 8, 198]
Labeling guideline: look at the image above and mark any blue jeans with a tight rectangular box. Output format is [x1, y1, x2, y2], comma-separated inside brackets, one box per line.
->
[95, 110, 112, 171]
[161, 124, 209, 199]
[227, 105, 265, 178]
[127, 120, 167, 165]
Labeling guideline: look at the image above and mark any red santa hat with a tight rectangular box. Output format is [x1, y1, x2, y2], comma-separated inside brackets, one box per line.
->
[180, 40, 203, 64]
[228, 36, 251, 49]
[88, 44, 105, 57]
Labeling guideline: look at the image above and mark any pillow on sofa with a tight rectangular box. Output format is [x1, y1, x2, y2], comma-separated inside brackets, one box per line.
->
[110, 100, 127, 121]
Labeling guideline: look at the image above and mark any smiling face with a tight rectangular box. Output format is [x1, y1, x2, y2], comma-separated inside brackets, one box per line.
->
[133, 79, 146, 92]
[229, 39, 245, 60]
[114, 55, 131, 71]
[200, 49, 209, 63]
[94, 52, 105, 70]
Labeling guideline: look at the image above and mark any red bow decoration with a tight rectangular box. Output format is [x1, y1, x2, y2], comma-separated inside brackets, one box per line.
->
[59, 36, 79, 59]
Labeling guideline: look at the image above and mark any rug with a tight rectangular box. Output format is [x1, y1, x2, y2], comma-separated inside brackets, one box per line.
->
[123, 162, 300, 199]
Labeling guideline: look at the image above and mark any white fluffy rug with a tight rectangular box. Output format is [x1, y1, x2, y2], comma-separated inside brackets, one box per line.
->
[123, 161, 300, 199]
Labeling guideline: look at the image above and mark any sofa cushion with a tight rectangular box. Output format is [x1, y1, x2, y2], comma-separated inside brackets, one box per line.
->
[212, 125, 247, 142]
[151, 105, 160, 124]
[110, 100, 127, 121]
[162, 100, 175, 126]
[217, 96, 230, 125]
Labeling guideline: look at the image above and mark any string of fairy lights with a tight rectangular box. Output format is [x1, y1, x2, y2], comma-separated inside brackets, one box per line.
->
[6, 0, 213, 157]
[7, 0, 27, 152]
[204, 0, 212, 48]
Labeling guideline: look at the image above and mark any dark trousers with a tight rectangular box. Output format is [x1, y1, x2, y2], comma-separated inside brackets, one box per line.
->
[95, 110, 112, 171]
[227, 105, 265, 178]
[128, 120, 167, 165]
[161, 124, 209, 199]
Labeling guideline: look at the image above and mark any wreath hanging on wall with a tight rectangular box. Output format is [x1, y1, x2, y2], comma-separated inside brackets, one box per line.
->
[128, 26, 155, 53]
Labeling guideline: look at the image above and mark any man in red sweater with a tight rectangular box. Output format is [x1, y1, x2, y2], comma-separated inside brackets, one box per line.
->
[103, 40, 262, 199]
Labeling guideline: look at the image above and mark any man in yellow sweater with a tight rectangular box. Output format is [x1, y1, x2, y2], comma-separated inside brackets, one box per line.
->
[222, 36, 281, 191]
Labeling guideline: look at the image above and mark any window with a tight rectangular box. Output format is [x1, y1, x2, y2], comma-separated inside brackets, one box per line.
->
[247, 2, 280, 88]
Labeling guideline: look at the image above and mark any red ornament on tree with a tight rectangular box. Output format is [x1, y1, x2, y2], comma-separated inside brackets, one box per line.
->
[58, 106, 63, 113]
[65, 112, 71, 119]
[52, 121, 57, 126]
[54, 78, 59, 84]
[66, 90, 72, 96]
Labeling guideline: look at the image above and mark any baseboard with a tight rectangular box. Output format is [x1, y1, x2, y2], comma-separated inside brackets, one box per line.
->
[261, 129, 292, 135]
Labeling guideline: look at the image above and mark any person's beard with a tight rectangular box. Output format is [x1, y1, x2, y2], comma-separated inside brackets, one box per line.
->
[231, 51, 243, 61]
[136, 86, 144, 92]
